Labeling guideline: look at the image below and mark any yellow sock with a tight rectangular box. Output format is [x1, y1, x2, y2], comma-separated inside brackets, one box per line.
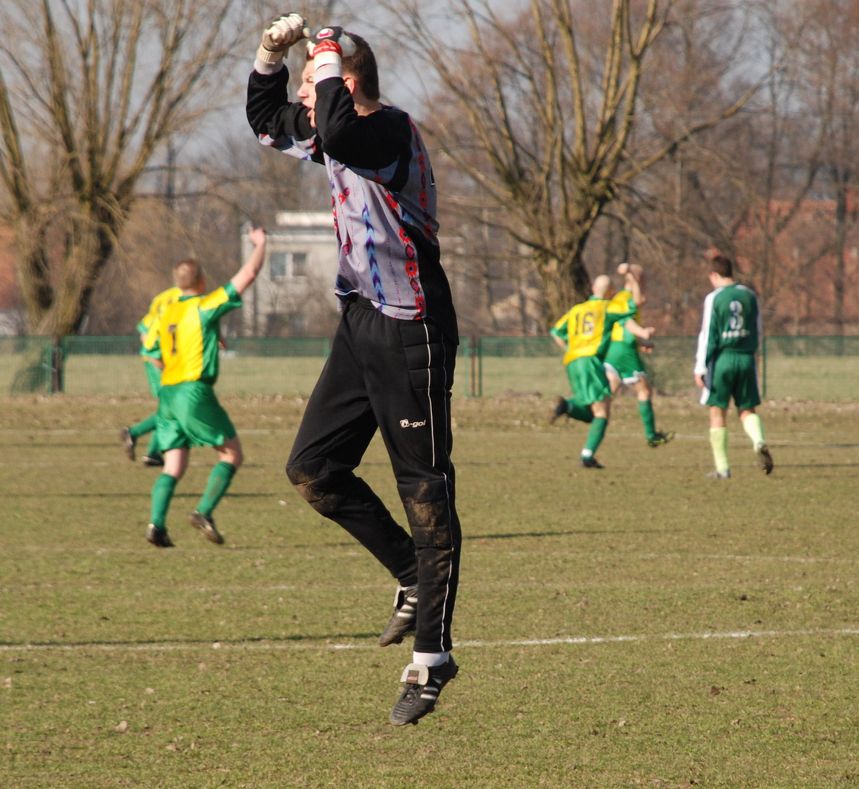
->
[742, 413, 766, 450]
[709, 427, 729, 473]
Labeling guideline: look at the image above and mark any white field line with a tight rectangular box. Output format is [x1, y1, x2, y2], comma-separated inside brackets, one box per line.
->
[1, 626, 858, 654]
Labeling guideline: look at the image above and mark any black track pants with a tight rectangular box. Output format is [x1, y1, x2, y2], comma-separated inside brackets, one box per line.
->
[286, 297, 461, 654]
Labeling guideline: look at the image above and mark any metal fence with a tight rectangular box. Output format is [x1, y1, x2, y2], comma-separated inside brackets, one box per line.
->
[2, 334, 858, 401]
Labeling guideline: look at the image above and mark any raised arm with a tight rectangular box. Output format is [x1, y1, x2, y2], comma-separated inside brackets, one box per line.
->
[230, 227, 267, 296]
[624, 317, 655, 343]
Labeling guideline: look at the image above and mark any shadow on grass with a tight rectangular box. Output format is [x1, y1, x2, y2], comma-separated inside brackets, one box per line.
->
[0, 632, 379, 649]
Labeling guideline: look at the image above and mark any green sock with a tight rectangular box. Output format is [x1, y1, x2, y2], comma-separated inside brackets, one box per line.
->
[583, 417, 608, 455]
[197, 462, 237, 518]
[150, 474, 178, 529]
[638, 400, 656, 440]
[709, 427, 729, 473]
[742, 413, 766, 450]
[566, 399, 594, 423]
[130, 413, 157, 440]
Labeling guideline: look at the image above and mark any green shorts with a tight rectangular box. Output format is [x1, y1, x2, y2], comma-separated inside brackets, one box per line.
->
[703, 351, 761, 410]
[565, 356, 611, 405]
[156, 382, 236, 450]
[604, 343, 646, 384]
[143, 359, 162, 398]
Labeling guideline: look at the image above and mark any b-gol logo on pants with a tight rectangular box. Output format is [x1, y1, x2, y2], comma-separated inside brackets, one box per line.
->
[400, 418, 427, 429]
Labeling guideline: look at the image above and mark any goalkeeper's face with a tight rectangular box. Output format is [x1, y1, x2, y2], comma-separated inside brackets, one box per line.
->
[297, 61, 317, 126]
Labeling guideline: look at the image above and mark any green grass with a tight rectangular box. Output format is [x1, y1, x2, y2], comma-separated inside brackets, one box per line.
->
[2, 393, 859, 787]
[4, 341, 859, 400]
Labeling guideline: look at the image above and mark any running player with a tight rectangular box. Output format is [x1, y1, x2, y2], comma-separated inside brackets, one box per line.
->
[605, 263, 673, 447]
[550, 275, 653, 468]
[143, 226, 267, 547]
[120, 285, 182, 466]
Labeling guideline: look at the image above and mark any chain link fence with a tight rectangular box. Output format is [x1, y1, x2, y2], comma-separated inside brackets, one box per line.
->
[2, 335, 858, 401]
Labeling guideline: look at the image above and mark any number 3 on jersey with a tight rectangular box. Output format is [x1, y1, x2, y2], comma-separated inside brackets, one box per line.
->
[728, 300, 744, 331]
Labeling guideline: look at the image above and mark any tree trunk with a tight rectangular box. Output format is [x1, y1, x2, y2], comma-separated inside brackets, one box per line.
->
[537, 247, 592, 322]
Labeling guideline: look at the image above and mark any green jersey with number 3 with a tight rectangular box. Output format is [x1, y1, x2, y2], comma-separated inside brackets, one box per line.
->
[695, 282, 760, 373]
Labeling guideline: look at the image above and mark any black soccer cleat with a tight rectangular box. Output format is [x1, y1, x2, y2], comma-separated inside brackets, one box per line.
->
[146, 523, 174, 548]
[188, 510, 225, 545]
[647, 430, 675, 448]
[379, 584, 418, 647]
[580, 455, 604, 469]
[549, 396, 568, 424]
[141, 452, 164, 467]
[756, 444, 774, 475]
[120, 427, 136, 461]
[390, 657, 458, 726]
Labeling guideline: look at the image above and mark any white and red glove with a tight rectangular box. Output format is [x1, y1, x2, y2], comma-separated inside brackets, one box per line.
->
[256, 13, 308, 67]
[308, 26, 357, 72]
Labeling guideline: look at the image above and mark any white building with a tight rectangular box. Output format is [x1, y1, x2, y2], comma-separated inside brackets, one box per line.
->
[240, 211, 340, 336]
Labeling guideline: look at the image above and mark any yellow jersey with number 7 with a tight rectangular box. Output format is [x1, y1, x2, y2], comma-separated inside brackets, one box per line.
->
[146, 283, 241, 386]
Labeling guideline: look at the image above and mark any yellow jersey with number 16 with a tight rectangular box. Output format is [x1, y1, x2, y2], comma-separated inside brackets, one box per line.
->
[551, 296, 636, 365]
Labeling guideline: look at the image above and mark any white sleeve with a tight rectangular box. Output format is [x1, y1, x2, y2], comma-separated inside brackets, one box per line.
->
[694, 291, 716, 376]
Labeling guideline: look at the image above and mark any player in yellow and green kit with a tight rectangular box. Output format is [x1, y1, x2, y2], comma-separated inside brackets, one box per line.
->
[549, 275, 653, 468]
[604, 263, 674, 448]
[143, 226, 267, 548]
[120, 286, 182, 466]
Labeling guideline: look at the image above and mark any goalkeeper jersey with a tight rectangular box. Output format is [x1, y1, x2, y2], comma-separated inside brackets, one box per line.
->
[137, 287, 182, 361]
[551, 296, 636, 366]
[694, 282, 761, 375]
[148, 283, 241, 386]
[246, 65, 458, 344]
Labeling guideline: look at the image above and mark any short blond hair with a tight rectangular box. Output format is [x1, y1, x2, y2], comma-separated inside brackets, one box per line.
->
[173, 258, 204, 290]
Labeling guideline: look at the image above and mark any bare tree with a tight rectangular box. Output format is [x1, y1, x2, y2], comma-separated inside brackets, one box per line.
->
[0, 0, 255, 337]
[380, 0, 758, 319]
[803, 0, 859, 336]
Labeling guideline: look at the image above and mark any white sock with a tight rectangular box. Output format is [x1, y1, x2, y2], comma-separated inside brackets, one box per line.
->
[413, 650, 449, 667]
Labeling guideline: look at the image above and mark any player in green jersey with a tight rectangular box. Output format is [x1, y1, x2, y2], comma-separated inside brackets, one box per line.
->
[605, 263, 674, 448]
[142, 226, 267, 548]
[120, 286, 182, 466]
[694, 254, 773, 478]
[550, 275, 652, 468]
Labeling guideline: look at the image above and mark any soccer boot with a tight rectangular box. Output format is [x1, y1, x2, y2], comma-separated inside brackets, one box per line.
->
[706, 469, 731, 480]
[188, 511, 225, 545]
[141, 452, 164, 467]
[756, 444, 774, 475]
[120, 427, 136, 461]
[379, 584, 418, 647]
[549, 396, 568, 424]
[647, 430, 675, 448]
[580, 455, 604, 469]
[390, 657, 459, 726]
[146, 523, 174, 548]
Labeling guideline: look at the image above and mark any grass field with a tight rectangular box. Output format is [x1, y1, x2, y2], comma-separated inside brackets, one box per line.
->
[3, 392, 859, 787]
[4, 342, 859, 401]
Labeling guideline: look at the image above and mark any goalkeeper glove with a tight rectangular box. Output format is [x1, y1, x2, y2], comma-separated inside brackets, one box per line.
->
[257, 13, 308, 66]
[308, 26, 357, 69]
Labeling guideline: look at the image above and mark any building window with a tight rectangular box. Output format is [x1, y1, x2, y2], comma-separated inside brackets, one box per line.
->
[291, 251, 308, 278]
[268, 250, 308, 280]
[269, 251, 288, 279]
